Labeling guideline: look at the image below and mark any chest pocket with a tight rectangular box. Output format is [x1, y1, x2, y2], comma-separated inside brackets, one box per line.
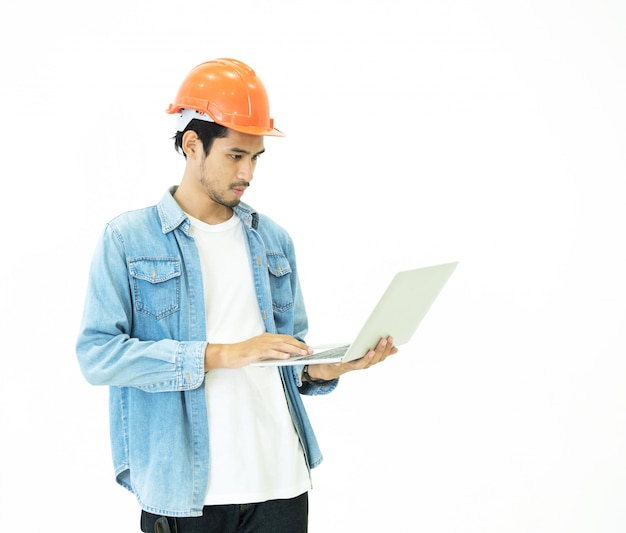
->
[267, 253, 293, 313]
[128, 258, 181, 320]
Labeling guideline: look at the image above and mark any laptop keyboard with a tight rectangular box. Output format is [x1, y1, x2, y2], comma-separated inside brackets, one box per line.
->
[289, 344, 350, 362]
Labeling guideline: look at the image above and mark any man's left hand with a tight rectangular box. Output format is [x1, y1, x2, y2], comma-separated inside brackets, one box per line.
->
[305, 336, 398, 381]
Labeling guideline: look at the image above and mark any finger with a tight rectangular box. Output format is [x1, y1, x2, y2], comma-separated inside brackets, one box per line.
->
[365, 337, 394, 366]
[242, 335, 308, 362]
[352, 349, 377, 370]
[267, 338, 313, 358]
[282, 338, 314, 356]
[380, 336, 397, 359]
[368, 338, 389, 364]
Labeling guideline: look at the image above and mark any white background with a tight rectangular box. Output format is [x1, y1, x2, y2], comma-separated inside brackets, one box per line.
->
[1, 0, 625, 531]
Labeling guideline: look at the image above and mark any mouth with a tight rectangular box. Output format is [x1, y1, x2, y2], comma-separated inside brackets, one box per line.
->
[231, 181, 250, 197]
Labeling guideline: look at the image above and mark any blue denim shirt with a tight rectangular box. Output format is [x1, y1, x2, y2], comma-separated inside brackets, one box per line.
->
[76, 187, 338, 517]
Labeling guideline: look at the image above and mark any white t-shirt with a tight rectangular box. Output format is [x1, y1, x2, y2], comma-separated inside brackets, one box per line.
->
[188, 214, 310, 505]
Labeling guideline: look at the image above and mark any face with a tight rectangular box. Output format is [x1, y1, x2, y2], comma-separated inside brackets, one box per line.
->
[198, 130, 265, 209]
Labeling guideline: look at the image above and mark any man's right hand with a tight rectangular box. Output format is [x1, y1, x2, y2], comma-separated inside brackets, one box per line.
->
[204, 333, 313, 371]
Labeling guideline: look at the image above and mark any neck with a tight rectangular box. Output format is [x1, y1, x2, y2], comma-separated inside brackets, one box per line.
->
[173, 181, 234, 225]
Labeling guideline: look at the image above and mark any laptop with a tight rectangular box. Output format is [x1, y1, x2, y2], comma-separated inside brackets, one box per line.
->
[252, 261, 458, 366]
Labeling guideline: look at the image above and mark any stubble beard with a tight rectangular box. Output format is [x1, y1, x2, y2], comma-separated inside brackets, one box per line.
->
[200, 174, 241, 209]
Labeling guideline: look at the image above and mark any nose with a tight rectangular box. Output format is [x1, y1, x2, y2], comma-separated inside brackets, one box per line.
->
[237, 158, 255, 181]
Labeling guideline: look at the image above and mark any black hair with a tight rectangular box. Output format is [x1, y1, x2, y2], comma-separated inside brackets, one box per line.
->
[173, 119, 229, 158]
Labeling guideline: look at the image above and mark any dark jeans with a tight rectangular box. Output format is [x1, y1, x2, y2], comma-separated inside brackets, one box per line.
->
[140, 492, 308, 533]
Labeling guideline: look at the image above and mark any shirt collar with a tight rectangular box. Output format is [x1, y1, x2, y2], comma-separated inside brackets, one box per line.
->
[157, 186, 258, 234]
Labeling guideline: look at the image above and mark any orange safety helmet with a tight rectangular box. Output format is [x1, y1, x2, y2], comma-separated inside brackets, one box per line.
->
[166, 58, 284, 137]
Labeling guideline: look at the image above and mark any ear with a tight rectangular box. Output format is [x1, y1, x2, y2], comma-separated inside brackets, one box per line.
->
[181, 130, 203, 159]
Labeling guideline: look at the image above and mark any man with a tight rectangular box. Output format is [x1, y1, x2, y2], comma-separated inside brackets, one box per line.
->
[76, 58, 397, 533]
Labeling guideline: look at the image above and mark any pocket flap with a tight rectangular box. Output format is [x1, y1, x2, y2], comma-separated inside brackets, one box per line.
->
[266, 254, 292, 277]
[128, 258, 181, 283]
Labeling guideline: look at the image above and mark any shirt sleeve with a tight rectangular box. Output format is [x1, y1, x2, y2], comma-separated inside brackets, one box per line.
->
[76, 224, 206, 392]
[292, 364, 339, 395]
